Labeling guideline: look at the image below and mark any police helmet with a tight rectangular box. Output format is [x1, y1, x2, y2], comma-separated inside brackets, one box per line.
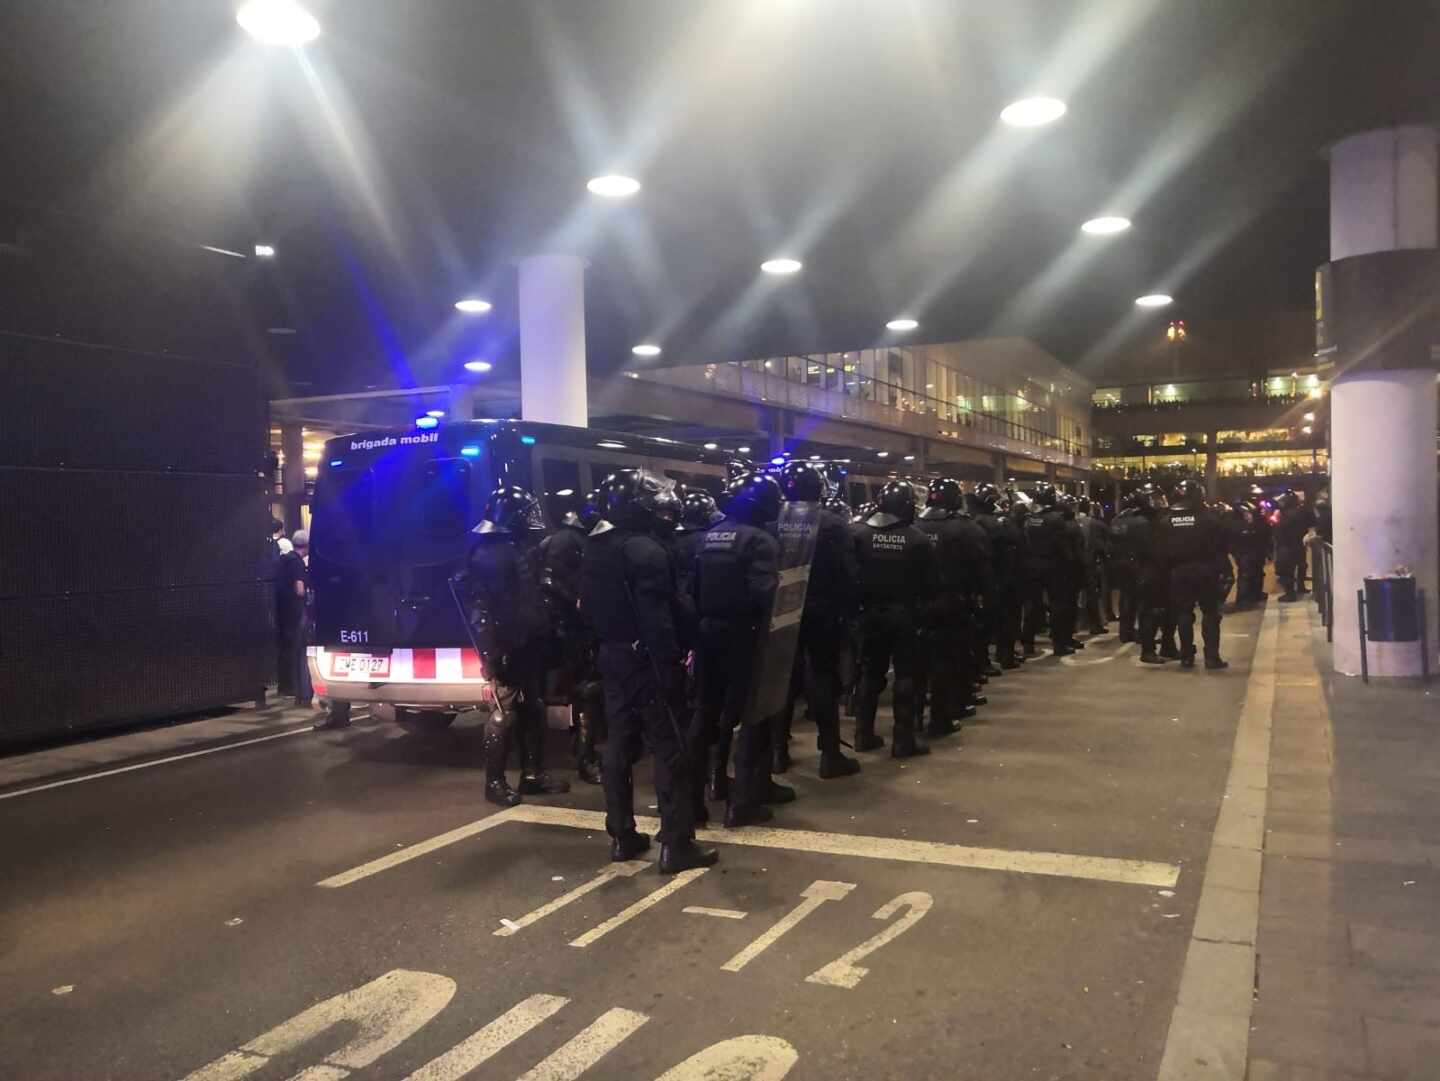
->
[579, 489, 605, 532]
[821, 493, 851, 517]
[726, 472, 783, 526]
[600, 469, 669, 531]
[652, 485, 682, 533]
[1055, 491, 1078, 512]
[1133, 482, 1168, 511]
[1275, 488, 1299, 510]
[853, 500, 878, 524]
[1077, 497, 1094, 515]
[1171, 478, 1204, 506]
[920, 477, 963, 519]
[680, 488, 722, 530]
[477, 485, 545, 534]
[968, 482, 1002, 514]
[1026, 481, 1057, 507]
[868, 479, 918, 527]
[777, 460, 826, 502]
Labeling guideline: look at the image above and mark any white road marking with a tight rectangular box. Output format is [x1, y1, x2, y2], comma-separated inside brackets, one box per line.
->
[515, 1007, 648, 1081]
[402, 994, 568, 1081]
[568, 868, 709, 948]
[180, 969, 455, 1081]
[0, 727, 315, 802]
[51, 985, 74, 996]
[683, 906, 748, 920]
[495, 862, 649, 937]
[505, 805, 1180, 889]
[1061, 642, 1136, 667]
[806, 891, 933, 990]
[721, 881, 856, 973]
[653, 1036, 799, 1081]
[317, 812, 521, 888]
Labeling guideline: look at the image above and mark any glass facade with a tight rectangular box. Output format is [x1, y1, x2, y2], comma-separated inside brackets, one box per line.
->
[647, 345, 1090, 459]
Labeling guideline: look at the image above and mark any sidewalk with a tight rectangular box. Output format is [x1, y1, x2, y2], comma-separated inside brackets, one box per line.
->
[1248, 600, 1439, 1081]
[0, 698, 337, 796]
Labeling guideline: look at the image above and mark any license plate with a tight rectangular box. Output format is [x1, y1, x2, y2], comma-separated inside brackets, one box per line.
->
[332, 653, 390, 679]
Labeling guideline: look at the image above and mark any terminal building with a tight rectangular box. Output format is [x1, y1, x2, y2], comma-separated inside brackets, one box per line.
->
[269, 337, 1094, 527]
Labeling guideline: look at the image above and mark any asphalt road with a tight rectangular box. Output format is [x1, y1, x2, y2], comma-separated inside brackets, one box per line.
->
[0, 613, 1260, 1081]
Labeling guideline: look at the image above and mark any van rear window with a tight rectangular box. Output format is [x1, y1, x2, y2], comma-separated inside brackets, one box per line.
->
[420, 459, 471, 537]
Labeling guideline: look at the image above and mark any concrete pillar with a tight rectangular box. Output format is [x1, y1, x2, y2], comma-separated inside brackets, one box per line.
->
[992, 453, 1006, 485]
[448, 384, 475, 423]
[1204, 442, 1219, 502]
[280, 423, 306, 534]
[519, 254, 588, 427]
[1328, 126, 1440, 677]
[1330, 127, 1438, 259]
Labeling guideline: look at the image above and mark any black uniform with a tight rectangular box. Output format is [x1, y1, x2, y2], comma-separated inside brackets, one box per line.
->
[466, 533, 553, 799]
[580, 526, 696, 846]
[916, 510, 990, 733]
[773, 507, 861, 761]
[1021, 509, 1083, 654]
[976, 509, 1024, 665]
[692, 517, 779, 814]
[1158, 504, 1227, 664]
[541, 523, 604, 782]
[1274, 504, 1313, 600]
[853, 520, 939, 755]
[1107, 509, 1145, 642]
[1077, 512, 1110, 634]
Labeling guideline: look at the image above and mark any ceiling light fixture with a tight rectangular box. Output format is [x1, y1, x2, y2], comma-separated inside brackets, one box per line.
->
[631, 343, 662, 357]
[999, 96, 1067, 128]
[903, 454, 916, 462]
[254, 243, 276, 258]
[1134, 294, 1174, 308]
[737, 446, 751, 454]
[596, 440, 626, 449]
[760, 258, 802, 275]
[703, 442, 718, 450]
[425, 410, 446, 419]
[587, 175, 641, 198]
[877, 451, 890, 458]
[886, 318, 919, 332]
[454, 298, 492, 314]
[1080, 216, 1131, 236]
[463, 359, 493, 373]
[236, 0, 321, 46]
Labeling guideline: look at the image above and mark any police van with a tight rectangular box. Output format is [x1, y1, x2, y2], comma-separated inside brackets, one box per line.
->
[306, 419, 731, 732]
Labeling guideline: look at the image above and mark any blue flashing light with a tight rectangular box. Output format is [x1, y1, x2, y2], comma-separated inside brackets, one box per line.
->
[770, 456, 787, 466]
[328, 459, 344, 468]
[416, 415, 439, 430]
[520, 434, 537, 445]
[460, 445, 482, 458]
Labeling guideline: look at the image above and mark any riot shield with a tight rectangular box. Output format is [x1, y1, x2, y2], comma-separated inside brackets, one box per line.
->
[742, 501, 821, 724]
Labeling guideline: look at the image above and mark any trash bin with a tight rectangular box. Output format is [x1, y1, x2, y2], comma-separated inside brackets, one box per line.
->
[1363, 576, 1419, 642]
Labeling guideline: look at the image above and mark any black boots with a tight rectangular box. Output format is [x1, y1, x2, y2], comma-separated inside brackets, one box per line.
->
[659, 840, 720, 873]
[724, 803, 773, 828]
[1205, 657, 1230, 670]
[519, 714, 569, 795]
[707, 761, 731, 803]
[1139, 652, 1166, 665]
[818, 751, 861, 779]
[611, 830, 651, 862]
[484, 715, 522, 807]
[892, 726, 931, 759]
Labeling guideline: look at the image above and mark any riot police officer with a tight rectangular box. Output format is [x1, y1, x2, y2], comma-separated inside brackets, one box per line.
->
[693, 472, 784, 827]
[970, 483, 1024, 669]
[853, 480, 939, 757]
[916, 478, 990, 736]
[1273, 490, 1312, 602]
[1019, 483, 1083, 656]
[674, 488, 723, 597]
[541, 489, 601, 784]
[1112, 484, 1170, 663]
[580, 469, 716, 874]
[771, 462, 863, 778]
[460, 486, 569, 807]
[1076, 497, 1111, 636]
[1159, 479, 1230, 669]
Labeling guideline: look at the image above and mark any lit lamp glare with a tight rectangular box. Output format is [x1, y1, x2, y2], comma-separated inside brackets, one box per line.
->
[886, 318, 919, 332]
[454, 298, 492, 314]
[463, 359, 493, 373]
[236, 0, 320, 45]
[760, 258, 803, 275]
[631, 343, 662, 357]
[586, 175, 641, 198]
[1135, 294, 1174, 308]
[1080, 216, 1131, 235]
[999, 96, 1067, 127]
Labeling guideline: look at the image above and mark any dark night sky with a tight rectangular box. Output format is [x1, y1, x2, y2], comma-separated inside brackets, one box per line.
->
[1, 0, 1437, 396]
